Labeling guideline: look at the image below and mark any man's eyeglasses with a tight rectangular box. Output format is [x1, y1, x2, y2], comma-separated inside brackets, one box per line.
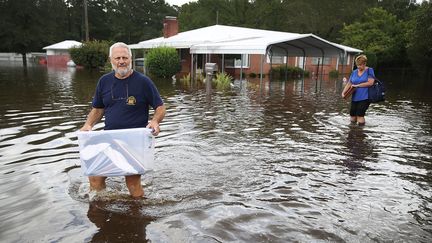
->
[111, 82, 128, 101]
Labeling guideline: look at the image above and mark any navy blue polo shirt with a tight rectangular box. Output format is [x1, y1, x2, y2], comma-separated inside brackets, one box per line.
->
[92, 71, 163, 130]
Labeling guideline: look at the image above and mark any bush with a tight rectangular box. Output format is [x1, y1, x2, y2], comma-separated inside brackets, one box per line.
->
[196, 68, 204, 81]
[69, 40, 111, 69]
[180, 73, 190, 83]
[270, 65, 307, 79]
[329, 70, 339, 78]
[213, 72, 233, 89]
[145, 46, 181, 78]
[249, 72, 257, 78]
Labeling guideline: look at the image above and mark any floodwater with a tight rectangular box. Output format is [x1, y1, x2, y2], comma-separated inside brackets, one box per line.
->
[0, 62, 431, 242]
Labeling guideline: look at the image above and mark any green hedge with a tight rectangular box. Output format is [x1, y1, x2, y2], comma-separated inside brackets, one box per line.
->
[270, 65, 308, 79]
[69, 40, 111, 69]
[329, 69, 339, 78]
[145, 46, 181, 78]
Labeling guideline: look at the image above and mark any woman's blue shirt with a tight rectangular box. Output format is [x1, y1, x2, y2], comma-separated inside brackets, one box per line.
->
[350, 67, 374, 102]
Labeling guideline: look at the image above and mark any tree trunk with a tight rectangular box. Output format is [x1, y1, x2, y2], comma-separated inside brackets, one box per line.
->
[22, 53, 27, 68]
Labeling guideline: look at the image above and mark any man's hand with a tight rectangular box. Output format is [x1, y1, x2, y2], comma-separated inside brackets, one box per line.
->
[146, 120, 160, 136]
[80, 108, 104, 132]
[147, 105, 166, 136]
[80, 124, 93, 131]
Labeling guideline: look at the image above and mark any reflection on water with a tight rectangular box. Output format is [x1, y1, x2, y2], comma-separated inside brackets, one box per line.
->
[87, 201, 152, 242]
[342, 126, 374, 174]
[0, 62, 431, 242]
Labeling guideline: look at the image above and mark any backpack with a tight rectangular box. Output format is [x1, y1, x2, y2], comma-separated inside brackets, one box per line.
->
[367, 68, 385, 103]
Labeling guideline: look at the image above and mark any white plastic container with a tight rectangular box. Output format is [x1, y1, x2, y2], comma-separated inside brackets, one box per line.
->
[77, 128, 155, 176]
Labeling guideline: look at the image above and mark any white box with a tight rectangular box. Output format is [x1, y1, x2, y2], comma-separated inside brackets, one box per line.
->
[77, 128, 155, 176]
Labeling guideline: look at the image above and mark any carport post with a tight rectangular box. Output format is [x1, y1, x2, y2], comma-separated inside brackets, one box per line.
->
[260, 54, 264, 83]
[320, 53, 324, 82]
[222, 54, 225, 73]
[302, 53, 306, 94]
[341, 50, 346, 80]
[240, 55, 243, 81]
[285, 49, 289, 82]
[190, 53, 194, 82]
[269, 49, 273, 81]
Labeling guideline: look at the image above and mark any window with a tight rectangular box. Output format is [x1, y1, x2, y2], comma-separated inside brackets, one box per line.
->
[225, 54, 250, 68]
[311, 57, 331, 65]
[297, 56, 306, 69]
[266, 55, 286, 64]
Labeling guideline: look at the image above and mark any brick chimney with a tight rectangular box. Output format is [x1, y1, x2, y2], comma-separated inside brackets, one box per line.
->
[163, 16, 179, 38]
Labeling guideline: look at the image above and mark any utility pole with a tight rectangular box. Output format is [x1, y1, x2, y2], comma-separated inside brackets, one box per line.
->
[84, 0, 89, 41]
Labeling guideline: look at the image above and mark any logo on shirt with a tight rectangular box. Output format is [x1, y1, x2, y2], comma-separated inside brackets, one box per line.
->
[127, 96, 136, 105]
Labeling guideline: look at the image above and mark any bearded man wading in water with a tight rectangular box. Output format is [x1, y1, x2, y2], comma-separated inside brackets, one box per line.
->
[80, 42, 166, 198]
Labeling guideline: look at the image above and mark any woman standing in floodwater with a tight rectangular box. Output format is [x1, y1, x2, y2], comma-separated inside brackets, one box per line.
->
[342, 54, 375, 126]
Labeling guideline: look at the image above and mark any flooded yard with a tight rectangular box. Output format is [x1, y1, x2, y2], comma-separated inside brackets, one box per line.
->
[0, 63, 431, 242]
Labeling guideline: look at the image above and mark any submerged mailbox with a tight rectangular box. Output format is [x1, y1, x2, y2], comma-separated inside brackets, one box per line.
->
[77, 128, 155, 176]
[205, 63, 218, 74]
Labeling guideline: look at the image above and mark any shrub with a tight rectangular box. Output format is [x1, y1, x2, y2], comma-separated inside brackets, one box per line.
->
[180, 73, 190, 83]
[213, 72, 233, 89]
[69, 40, 111, 69]
[270, 65, 307, 79]
[196, 68, 204, 81]
[145, 46, 181, 78]
[329, 70, 339, 78]
[249, 72, 257, 78]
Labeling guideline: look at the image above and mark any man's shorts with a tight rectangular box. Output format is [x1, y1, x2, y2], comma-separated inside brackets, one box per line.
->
[350, 100, 370, 117]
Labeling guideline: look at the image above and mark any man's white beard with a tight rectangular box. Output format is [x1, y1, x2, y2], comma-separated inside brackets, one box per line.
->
[113, 64, 132, 78]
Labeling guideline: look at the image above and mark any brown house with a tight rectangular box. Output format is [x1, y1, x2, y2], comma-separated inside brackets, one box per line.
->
[130, 17, 361, 80]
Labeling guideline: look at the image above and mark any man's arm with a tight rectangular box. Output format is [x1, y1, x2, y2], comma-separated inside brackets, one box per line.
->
[80, 108, 105, 131]
[146, 105, 166, 136]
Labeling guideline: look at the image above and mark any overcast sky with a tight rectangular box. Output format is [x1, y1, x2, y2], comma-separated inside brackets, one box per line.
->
[165, 0, 196, 6]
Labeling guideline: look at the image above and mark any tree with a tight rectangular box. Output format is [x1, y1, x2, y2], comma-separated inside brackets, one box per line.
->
[0, 0, 69, 67]
[277, 0, 377, 41]
[108, 0, 177, 44]
[66, 0, 112, 41]
[177, 0, 378, 42]
[340, 7, 406, 67]
[378, 0, 418, 21]
[178, 0, 230, 31]
[406, 2, 432, 77]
